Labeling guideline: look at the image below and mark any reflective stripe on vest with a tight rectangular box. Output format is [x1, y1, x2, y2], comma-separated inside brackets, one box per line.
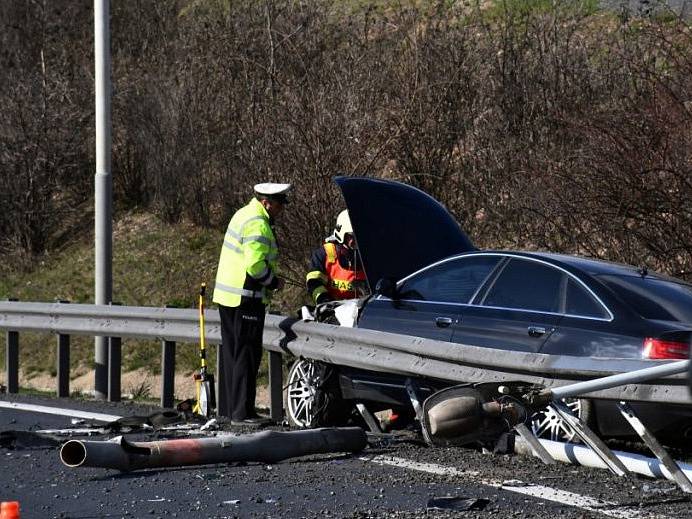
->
[212, 198, 278, 307]
[214, 281, 264, 299]
[323, 242, 366, 300]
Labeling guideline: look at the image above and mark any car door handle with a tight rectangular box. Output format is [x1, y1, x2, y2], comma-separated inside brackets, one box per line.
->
[527, 326, 547, 337]
[435, 317, 454, 328]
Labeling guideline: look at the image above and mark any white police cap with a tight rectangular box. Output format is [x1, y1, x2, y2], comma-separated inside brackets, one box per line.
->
[253, 183, 292, 197]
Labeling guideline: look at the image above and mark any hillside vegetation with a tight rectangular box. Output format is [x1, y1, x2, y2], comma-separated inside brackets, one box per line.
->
[0, 211, 306, 387]
[1, 0, 691, 379]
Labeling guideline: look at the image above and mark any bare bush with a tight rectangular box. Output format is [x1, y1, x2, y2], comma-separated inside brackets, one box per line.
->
[1, 0, 690, 288]
[0, 1, 92, 259]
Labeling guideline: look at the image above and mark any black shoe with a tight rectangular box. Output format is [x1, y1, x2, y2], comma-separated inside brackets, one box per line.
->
[231, 417, 272, 427]
[246, 412, 270, 420]
[230, 419, 261, 427]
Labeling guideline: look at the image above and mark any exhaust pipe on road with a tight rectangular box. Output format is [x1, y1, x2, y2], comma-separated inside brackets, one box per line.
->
[60, 427, 367, 471]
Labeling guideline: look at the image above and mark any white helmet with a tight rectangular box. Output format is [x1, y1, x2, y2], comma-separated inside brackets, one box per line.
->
[333, 209, 353, 244]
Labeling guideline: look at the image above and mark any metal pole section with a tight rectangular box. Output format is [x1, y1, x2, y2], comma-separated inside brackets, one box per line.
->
[61, 427, 368, 471]
[515, 436, 692, 483]
[551, 360, 689, 400]
[94, 0, 112, 400]
[161, 339, 176, 408]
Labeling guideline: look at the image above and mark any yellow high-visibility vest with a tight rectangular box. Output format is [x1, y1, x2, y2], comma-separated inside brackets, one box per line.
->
[212, 198, 278, 307]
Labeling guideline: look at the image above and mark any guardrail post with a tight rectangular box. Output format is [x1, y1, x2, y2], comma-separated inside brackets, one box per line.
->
[161, 339, 176, 408]
[269, 351, 283, 422]
[5, 331, 19, 393]
[56, 300, 70, 398]
[107, 302, 121, 402]
[5, 298, 19, 393]
[160, 304, 177, 409]
[108, 336, 121, 402]
[216, 344, 226, 416]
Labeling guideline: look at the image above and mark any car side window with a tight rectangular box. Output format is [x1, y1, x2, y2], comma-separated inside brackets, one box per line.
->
[398, 256, 501, 304]
[482, 258, 563, 313]
[565, 278, 608, 318]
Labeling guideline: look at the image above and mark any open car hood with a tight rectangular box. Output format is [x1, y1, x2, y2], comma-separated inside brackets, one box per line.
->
[335, 177, 475, 289]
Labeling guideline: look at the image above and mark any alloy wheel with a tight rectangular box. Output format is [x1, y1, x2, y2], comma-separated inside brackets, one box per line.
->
[530, 398, 583, 442]
[285, 359, 319, 428]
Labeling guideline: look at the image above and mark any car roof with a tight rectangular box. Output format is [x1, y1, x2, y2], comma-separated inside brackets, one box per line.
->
[513, 251, 640, 275]
[458, 250, 684, 282]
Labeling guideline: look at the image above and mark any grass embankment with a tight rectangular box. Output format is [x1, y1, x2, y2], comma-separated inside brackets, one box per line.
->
[0, 212, 305, 399]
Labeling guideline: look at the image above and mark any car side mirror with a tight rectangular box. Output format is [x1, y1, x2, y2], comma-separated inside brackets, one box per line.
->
[374, 278, 397, 298]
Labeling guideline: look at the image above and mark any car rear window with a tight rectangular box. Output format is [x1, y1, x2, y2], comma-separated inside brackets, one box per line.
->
[398, 256, 500, 304]
[598, 274, 692, 323]
[482, 258, 563, 313]
[566, 278, 609, 319]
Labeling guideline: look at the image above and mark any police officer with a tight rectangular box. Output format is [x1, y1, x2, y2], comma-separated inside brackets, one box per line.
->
[306, 209, 367, 306]
[213, 182, 290, 424]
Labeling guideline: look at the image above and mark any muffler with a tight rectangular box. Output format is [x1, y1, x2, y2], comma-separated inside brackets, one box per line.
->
[421, 383, 527, 446]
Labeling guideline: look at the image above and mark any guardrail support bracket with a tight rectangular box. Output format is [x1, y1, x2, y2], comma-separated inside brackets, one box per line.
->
[550, 401, 629, 477]
[617, 401, 692, 494]
[355, 403, 382, 433]
[514, 423, 555, 465]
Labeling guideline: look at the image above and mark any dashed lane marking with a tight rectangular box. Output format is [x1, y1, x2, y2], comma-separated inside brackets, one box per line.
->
[364, 454, 479, 477]
[362, 455, 665, 519]
[0, 400, 122, 423]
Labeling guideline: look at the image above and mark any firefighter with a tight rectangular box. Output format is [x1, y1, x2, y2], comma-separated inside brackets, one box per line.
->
[305, 211, 409, 430]
[306, 209, 367, 307]
[213, 182, 290, 424]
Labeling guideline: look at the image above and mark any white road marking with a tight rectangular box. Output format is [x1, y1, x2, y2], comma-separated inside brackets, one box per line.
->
[362, 455, 479, 477]
[0, 400, 122, 423]
[362, 454, 663, 519]
[496, 482, 651, 519]
[0, 403, 672, 518]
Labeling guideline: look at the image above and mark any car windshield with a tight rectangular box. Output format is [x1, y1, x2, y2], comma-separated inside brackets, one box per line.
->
[598, 274, 692, 323]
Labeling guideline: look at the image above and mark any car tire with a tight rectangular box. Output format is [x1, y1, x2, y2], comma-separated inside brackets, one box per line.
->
[284, 358, 352, 428]
[530, 398, 595, 443]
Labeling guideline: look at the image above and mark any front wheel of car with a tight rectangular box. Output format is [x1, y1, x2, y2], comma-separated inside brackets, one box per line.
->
[530, 398, 594, 443]
[284, 358, 351, 428]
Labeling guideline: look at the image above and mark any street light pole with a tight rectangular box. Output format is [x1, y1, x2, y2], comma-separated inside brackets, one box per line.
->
[94, 0, 112, 400]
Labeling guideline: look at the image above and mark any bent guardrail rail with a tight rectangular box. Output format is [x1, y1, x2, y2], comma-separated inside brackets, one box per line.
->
[1, 301, 689, 411]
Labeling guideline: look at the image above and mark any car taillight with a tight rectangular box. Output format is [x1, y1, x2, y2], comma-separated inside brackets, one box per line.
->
[642, 338, 689, 359]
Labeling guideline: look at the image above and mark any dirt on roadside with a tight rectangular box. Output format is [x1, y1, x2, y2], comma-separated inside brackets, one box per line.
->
[1, 369, 270, 408]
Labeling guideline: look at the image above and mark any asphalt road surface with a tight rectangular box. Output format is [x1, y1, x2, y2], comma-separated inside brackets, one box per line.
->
[1, 393, 690, 519]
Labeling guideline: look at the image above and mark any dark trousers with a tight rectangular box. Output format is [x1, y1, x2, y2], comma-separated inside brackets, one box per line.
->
[218, 303, 266, 420]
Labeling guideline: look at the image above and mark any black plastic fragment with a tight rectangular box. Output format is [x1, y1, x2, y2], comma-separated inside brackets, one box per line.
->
[427, 496, 490, 511]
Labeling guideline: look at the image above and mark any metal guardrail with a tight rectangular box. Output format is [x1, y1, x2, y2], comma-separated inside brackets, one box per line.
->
[1, 301, 690, 411]
[263, 316, 690, 404]
[0, 301, 222, 407]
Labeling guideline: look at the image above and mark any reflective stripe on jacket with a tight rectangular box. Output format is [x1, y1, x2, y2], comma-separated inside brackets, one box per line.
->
[213, 198, 278, 307]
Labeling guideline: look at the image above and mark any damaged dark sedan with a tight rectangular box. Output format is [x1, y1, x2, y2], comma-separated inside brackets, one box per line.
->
[285, 177, 692, 444]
